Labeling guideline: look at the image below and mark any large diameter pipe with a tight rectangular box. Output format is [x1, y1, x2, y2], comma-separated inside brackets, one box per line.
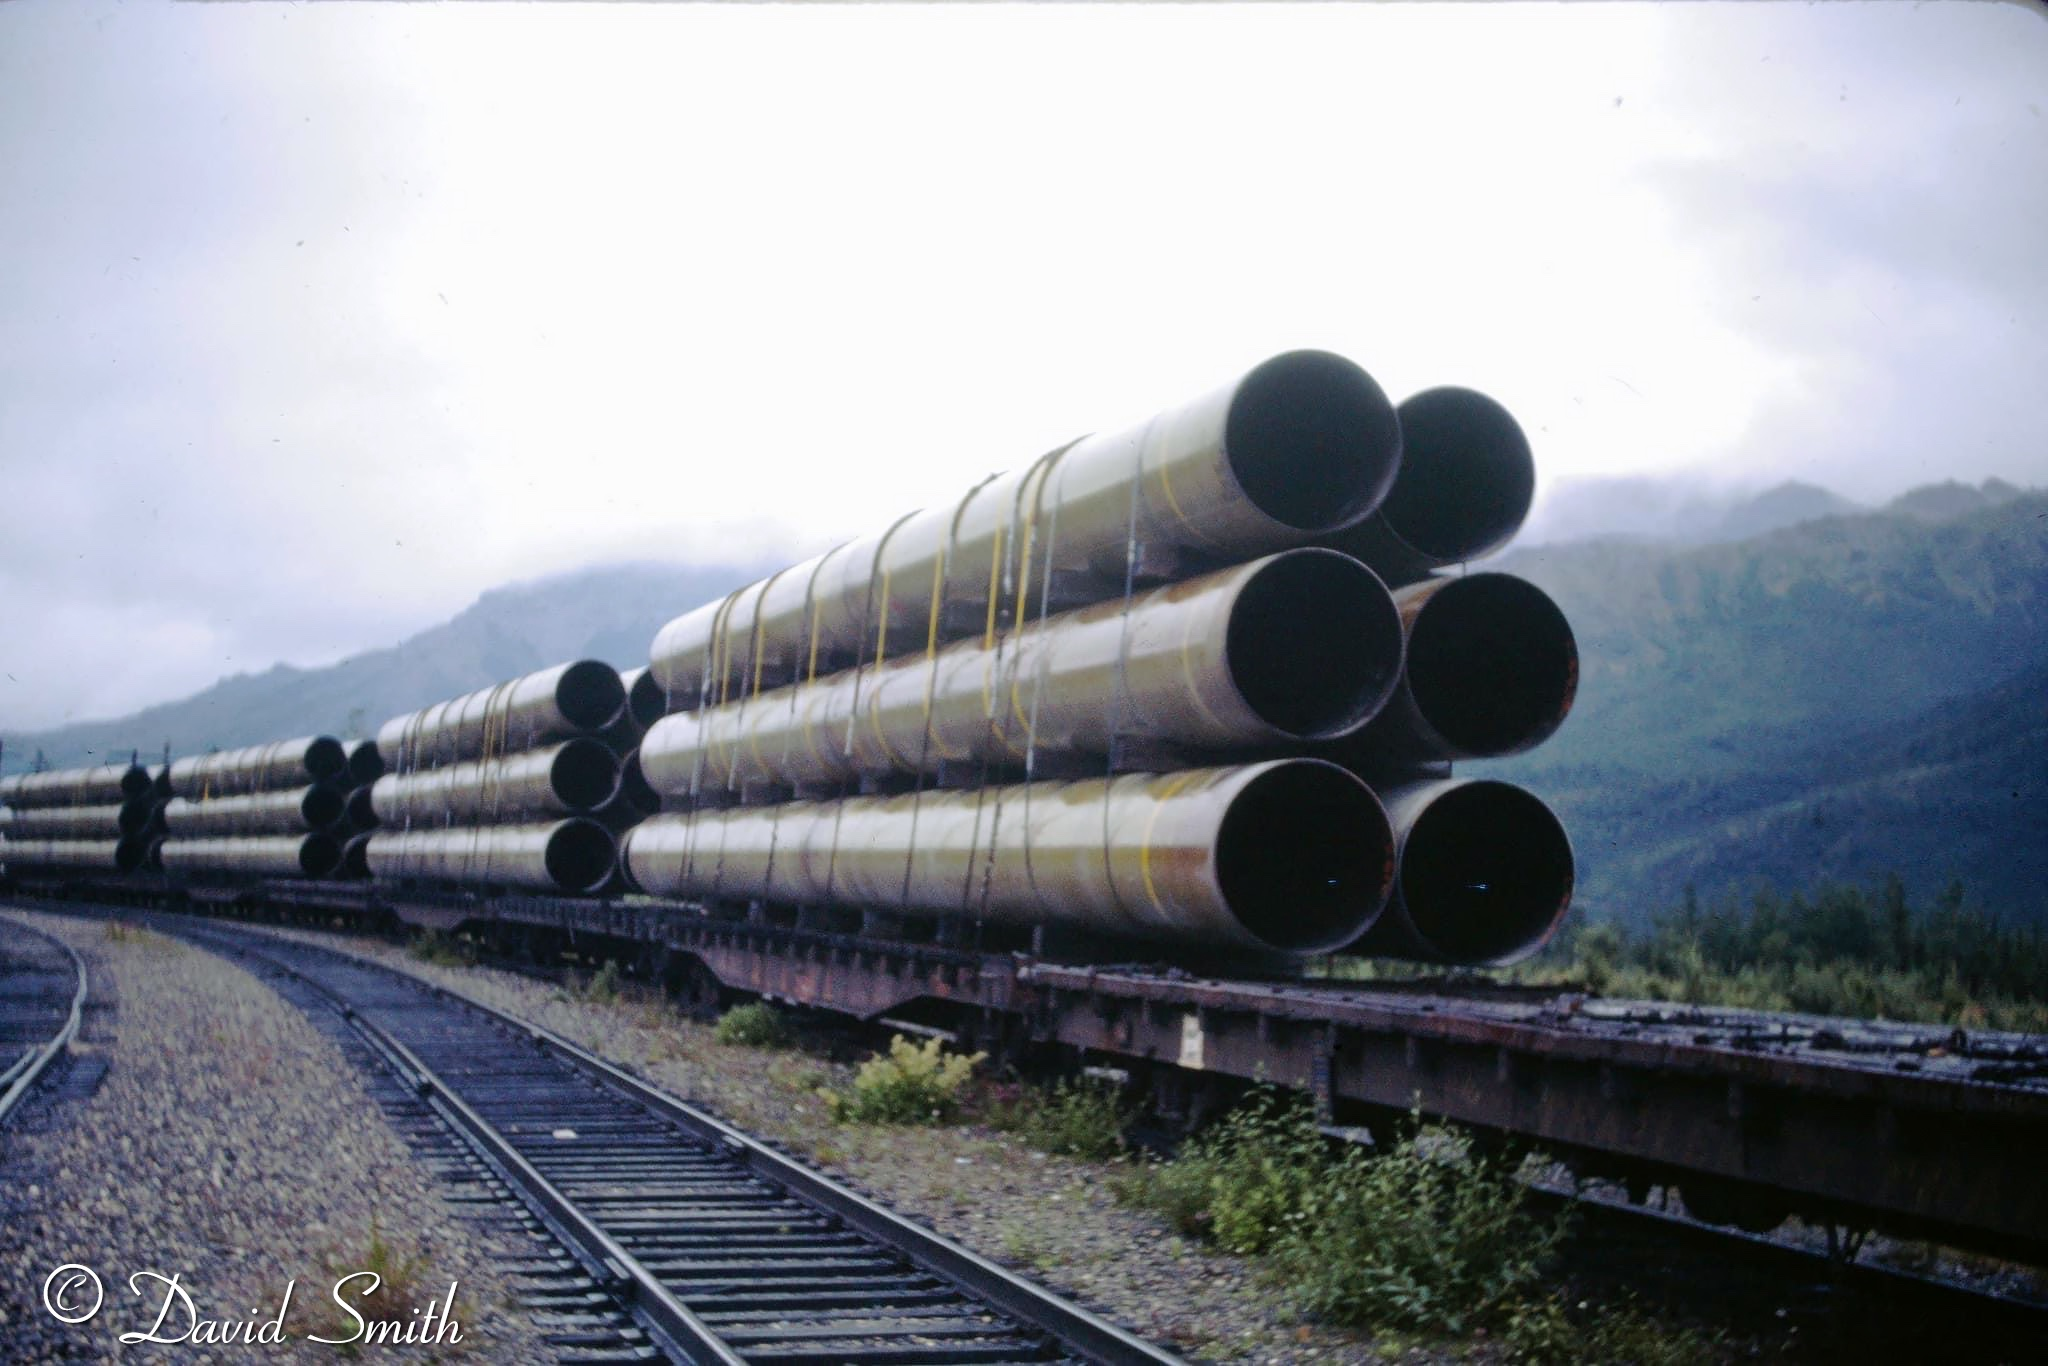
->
[377, 661, 627, 771]
[1321, 388, 1535, 585]
[0, 762, 152, 809]
[649, 351, 1402, 709]
[641, 549, 1403, 797]
[0, 836, 146, 874]
[160, 834, 343, 880]
[167, 737, 347, 799]
[624, 759, 1392, 954]
[1328, 573, 1577, 767]
[161, 785, 346, 838]
[599, 666, 667, 752]
[4, 800, 155, 840]
[1352, 779, 1574, 966]
[343, 739, 385, 786]
[363, 819, 617, 895]
[369, 738, 620, 826]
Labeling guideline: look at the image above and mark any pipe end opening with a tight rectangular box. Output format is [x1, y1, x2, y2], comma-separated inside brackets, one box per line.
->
[553, 739, 624, 812]
[1398, 781, 1574, 965]
[1406, 574, 1578, 758]
[1381, 388, 1535, 564]
[1225, 352, 1402, 533]
[1216, 762, 1393, 953]
[558, 660, 628, 733]
[546, 819, 618, 894]
[1228, 550, 1404, 740]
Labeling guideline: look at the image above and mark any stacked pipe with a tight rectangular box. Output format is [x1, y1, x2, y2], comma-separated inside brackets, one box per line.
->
[0, 760, 160, 876]
[157, 736, 358, 879]
[360, 661, 628, 893]
[622, 350, 1577, 963]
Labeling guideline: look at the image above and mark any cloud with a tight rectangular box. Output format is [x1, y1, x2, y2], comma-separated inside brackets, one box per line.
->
[1, 2, 2045, 729]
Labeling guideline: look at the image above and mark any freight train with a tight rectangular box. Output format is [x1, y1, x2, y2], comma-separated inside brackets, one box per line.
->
[2, 350, 1578, 972]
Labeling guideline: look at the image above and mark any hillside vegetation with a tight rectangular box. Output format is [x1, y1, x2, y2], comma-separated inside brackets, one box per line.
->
[1484, 484, 2047, 926]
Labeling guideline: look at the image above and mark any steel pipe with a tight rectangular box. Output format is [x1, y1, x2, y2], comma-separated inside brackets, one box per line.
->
[1352, 779, 1574, 966]
[640, 549, 1403, 797]
[364, 819, 617, 894]
[1329, 573, 1577, 767]
[166, 737, 347, 799]
[623, 759, 1392, 954]
[369, 738, 620, 826]
[0, 836, 146, 874]
[344, 784, 379, 833]
[1322, 388, 1535, 585]
[649, 351, 1402, 709]
[377, 661, 626, 771]
[600, 666, 668, 752]
[160, 834, 343, 880]
[0, 762, 152, 809]
[4, 800, 154, 841]
[343, 739, 385, 786]
[161, 785, 346, 838]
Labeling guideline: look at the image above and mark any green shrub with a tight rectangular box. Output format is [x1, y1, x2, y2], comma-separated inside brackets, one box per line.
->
[407, 931, 476, 967]
[715, 1001, 795, 1049]
[1118, 1092, 1562, 1334]
[824, 1034, 986, 1125]
[577, 959, 625, 1004]
[1268, 1125, 1561, 1333]
[995, 1076, 1132, 1160]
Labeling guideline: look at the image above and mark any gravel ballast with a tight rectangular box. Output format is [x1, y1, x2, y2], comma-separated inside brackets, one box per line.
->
[0, 909, 551, 1363]
[250, 922, 1401, 1363]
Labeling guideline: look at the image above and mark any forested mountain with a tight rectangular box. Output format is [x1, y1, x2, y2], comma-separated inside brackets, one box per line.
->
[1482, 484, 2047, 925]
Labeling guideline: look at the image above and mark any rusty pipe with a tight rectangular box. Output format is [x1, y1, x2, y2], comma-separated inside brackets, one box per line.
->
[4, 799, 155, 840]
[166, 737, 347, 799]
[0, 762, 153, 809]
[623, 759, 1392, 954]
[161, 785, 346, 838]
[0, 836, 147, 873]
[1352, 779, 1574, 966]
[649, 351, 1402, 708]
[641, 549, 1403, 797]
[369, 738, 620, 826]
[1329, 573, 1577, 767]
[377, 661, 626, 771]
[363, 818, 616, 894]
[160, 834, 343, 880]
[1321, 388, 1534, 585]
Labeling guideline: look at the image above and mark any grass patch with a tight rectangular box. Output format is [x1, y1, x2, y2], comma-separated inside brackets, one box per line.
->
[990, 1075, 1132, 1160]
[1503, 1291, 1725, 1364]
[406, 931, 477, 967]
[302, 1219, 447, 1351]
[823, 1034, 986, 1125]
[714, 1001, 795, 1048]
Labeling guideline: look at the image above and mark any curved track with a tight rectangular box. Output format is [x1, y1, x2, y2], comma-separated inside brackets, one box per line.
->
[161, 915, 1183, 1366]
[0, 916, 87, 1126]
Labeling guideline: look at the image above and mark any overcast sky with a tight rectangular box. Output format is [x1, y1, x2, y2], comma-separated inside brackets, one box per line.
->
[2, 1, 2044, 731]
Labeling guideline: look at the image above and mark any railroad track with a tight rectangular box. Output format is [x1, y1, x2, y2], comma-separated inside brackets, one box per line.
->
[155, 913, 1182, 1366]
[0, 915, 88, 1127]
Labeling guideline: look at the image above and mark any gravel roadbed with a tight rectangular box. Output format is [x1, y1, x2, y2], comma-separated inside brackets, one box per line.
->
[247, 923, 1431, 1364]
[0, 909, 552, 1363]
